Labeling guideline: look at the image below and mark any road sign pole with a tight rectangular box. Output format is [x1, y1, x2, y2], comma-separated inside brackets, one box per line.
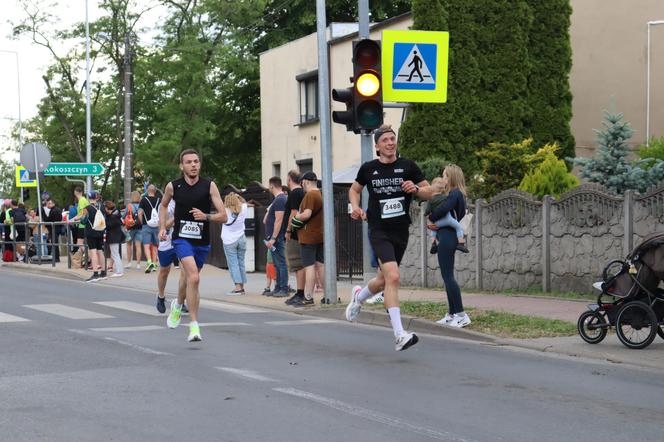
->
[316, 0, 338, 304]
[32, 143, 42, 217]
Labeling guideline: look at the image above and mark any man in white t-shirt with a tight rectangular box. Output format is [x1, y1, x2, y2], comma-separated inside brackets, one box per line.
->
[156, 200, 187, 313]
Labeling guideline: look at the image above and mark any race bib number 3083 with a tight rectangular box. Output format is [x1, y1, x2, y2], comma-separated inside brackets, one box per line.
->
[179, 220, 203, 239]
[379, 197, 405, 219]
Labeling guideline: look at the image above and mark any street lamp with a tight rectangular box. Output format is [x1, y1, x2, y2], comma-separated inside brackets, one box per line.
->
[85, 0, 92, 192]
[646, 20, 664, 147]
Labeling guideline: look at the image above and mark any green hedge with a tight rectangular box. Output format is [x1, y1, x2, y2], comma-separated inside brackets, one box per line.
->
[399, 0, 575, 179]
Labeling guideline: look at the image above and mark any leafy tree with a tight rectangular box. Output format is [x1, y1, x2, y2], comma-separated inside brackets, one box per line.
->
[416, 157, 448, 183]
[519, 144, 578, 199]
[472, 138, 538, 199]
[572, 111, 664, 194]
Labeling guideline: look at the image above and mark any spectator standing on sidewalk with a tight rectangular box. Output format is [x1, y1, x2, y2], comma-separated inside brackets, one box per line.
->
[42, 199, 63, 262]
[283, 170, 306, 305]
[138, 185, 160, 273]
[72, 187, 89, 266]
[264, 177, 289, 297]
[428, 164, 470, 328]
[10, 199, 27, 260]
[72, 191, 106, 282]
[124, 191, 143, 270]
[221, 192, 248, 295]
[104, 201, 124, 278]
[289, 172, 324, 307]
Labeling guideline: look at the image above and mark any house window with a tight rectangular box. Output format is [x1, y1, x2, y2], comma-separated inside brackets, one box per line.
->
[297, 71, 319, 124]
[297, 159, 313, 174]
[272, 162, 281, 179]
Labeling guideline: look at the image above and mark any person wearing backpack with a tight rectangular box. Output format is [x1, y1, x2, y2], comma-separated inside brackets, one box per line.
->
[71, 191, 106, 282]
[104, 200, 124, 278]
[138, 184, 160, 273]
[124, 191, 143, 269]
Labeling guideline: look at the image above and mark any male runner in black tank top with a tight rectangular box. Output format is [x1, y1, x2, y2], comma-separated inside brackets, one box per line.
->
[345, 124, 433, 351]
[159, 149, 227, 342]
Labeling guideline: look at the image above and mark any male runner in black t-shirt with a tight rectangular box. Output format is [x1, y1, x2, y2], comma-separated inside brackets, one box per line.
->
[345, 124, 433, 351]
[159, 149, 227, 342]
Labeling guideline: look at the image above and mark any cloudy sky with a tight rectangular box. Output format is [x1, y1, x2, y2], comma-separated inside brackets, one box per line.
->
[0, 1, 165, 163]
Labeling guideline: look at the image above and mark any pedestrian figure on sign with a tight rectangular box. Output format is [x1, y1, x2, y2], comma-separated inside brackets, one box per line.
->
[407, 51, 424, 82]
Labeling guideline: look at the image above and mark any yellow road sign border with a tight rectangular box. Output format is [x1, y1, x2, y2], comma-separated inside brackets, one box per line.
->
[15, 165, 37, 188]
[382, 30, 449, 103]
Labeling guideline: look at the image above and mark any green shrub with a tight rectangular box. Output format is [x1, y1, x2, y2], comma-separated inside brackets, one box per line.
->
[519, 144, 579, 198]
[637, 136, 664, 168]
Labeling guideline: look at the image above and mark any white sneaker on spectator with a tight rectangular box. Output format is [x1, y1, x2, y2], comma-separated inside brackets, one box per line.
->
[436, 313, 454, 325]
[365, 293, 384, 305]
[124, 263, 131, 269]
[111, 273, 123, 278]
[136, 263, 141, 270]
[449, 313, 471, 328]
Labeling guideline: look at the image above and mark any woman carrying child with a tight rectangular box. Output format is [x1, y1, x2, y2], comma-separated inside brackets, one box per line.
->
[425, 176, 469, 255]
[427, 164, 470, 328]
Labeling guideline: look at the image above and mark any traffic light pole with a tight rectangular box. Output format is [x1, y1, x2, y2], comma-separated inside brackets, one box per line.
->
[316, 0, 338, 304]
[358, 0, 375, 282]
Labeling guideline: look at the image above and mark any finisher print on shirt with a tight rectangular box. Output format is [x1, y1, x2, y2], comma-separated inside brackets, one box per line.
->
[355, 157, 425, 230]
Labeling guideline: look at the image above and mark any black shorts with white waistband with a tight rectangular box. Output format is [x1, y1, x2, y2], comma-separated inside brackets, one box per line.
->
[369, 227, 410, 266]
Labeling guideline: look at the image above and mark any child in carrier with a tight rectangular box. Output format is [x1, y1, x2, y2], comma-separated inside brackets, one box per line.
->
[425, 177, 469, 254]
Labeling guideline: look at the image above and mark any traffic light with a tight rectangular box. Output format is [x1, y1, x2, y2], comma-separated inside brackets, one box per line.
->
[332, 87, 355, 133]
[22, 188, 29, 200]
[352, 39, 383, 131]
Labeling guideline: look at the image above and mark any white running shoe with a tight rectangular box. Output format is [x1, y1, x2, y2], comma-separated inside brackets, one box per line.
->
[365, 292, 384, 305]
[188, 323, 202, 342]
[436, 313, 454, 325]
[449, 313, 471, 328]
[167, 299, 182, 329]
[395, 332, 419, 351]
[345, 285, 363, 322]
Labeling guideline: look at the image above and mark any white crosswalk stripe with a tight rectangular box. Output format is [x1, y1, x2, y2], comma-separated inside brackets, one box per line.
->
[94, 301, 162, 317]
[199, 299, 266, 314]
[0, 312, 31, 323]
[24, 304, 114, 319]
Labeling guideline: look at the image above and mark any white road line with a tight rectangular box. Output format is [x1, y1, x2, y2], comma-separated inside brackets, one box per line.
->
[24, 304, 114, 319]
[0, 312, 30, 323]
[199, 322, 252, 327]
[216, 367, 278, 382]
[199, 299, 266, 314]
[89, 325, 164, 332]
[94, 301, 162, 317]
[103, 336, 173, 356]
[264, 319, 336, 326]
[273, 387, 473, 442]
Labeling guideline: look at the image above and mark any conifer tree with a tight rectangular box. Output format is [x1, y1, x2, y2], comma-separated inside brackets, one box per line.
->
[572, 111, 664, 194]
[519, 144, 578, 198]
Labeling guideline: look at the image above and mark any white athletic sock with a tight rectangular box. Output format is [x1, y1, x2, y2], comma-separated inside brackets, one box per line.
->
[174, 302, 183, 310]
[388, 307, 404, 338]
[190, 320, 198, 327]
[357, 286, 374, 304]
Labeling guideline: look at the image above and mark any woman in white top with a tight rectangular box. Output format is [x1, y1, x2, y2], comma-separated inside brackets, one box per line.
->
[222, 193, 248, 295]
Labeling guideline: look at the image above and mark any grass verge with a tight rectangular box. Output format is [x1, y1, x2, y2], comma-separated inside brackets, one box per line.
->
[398, 301, 576, 339]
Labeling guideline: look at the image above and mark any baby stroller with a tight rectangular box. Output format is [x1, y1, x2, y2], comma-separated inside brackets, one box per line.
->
[578, 232, 664, 349]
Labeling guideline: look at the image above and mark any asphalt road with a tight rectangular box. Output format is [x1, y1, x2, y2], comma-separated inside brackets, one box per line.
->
[1, 268, 663, 442]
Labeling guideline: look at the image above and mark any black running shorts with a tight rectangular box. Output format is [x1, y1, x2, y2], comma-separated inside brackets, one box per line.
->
[369, 227, 409, 266]
[86, 236, 104, 250]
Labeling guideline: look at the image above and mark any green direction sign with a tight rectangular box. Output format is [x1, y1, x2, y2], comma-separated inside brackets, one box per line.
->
[43, 162, 105, 176]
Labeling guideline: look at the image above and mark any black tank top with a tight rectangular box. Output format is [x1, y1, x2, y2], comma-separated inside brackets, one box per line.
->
[171, 177, 212, 245]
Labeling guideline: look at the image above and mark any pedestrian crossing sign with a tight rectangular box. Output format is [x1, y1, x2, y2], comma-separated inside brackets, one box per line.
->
[15, 166, 37, 188]
[381, 30, 449, 103]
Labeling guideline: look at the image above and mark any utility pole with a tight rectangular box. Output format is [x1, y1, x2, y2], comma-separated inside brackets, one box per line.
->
[123, 32, 133, 206]
[85, 0, 92, 193]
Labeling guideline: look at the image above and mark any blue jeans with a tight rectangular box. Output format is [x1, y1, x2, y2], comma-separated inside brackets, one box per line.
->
[223, 237, 247, 285]
[271, 237, 288, 292]
[437, 228, 464, 314]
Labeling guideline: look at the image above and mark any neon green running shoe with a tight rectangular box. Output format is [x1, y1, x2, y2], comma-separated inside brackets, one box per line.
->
[188, 323, 202, 342]
[167, 299, 182, 329]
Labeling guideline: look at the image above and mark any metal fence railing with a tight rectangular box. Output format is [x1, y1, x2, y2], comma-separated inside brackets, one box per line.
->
[0, 221, 90, 270]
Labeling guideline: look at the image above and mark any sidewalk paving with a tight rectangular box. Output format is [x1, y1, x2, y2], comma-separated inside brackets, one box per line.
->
[3, 260, 664, 371]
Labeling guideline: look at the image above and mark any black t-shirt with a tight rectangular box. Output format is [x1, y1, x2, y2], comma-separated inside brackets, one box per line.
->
[139, 196, 160, 225]
[284, 187, 305, 240]
[84, 204, 104, 238]
[355, 157, 425, 230]
[171, 177, 212, 246]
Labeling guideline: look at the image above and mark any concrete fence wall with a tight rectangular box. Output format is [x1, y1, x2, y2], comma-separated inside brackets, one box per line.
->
[399, 183, 664, 294]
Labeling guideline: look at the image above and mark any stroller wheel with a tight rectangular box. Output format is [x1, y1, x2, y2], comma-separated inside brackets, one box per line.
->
[577, 310, 607, 344]
[658, 325, 664, 341]
[615, 301, 658, 349]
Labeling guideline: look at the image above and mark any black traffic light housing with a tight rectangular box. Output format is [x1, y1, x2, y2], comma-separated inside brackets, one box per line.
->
[332, 39, 383, 133]
[352, 39, 383, 132]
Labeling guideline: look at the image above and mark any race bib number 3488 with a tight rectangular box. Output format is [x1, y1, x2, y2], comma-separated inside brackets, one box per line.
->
[379, 197, 405, 219]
